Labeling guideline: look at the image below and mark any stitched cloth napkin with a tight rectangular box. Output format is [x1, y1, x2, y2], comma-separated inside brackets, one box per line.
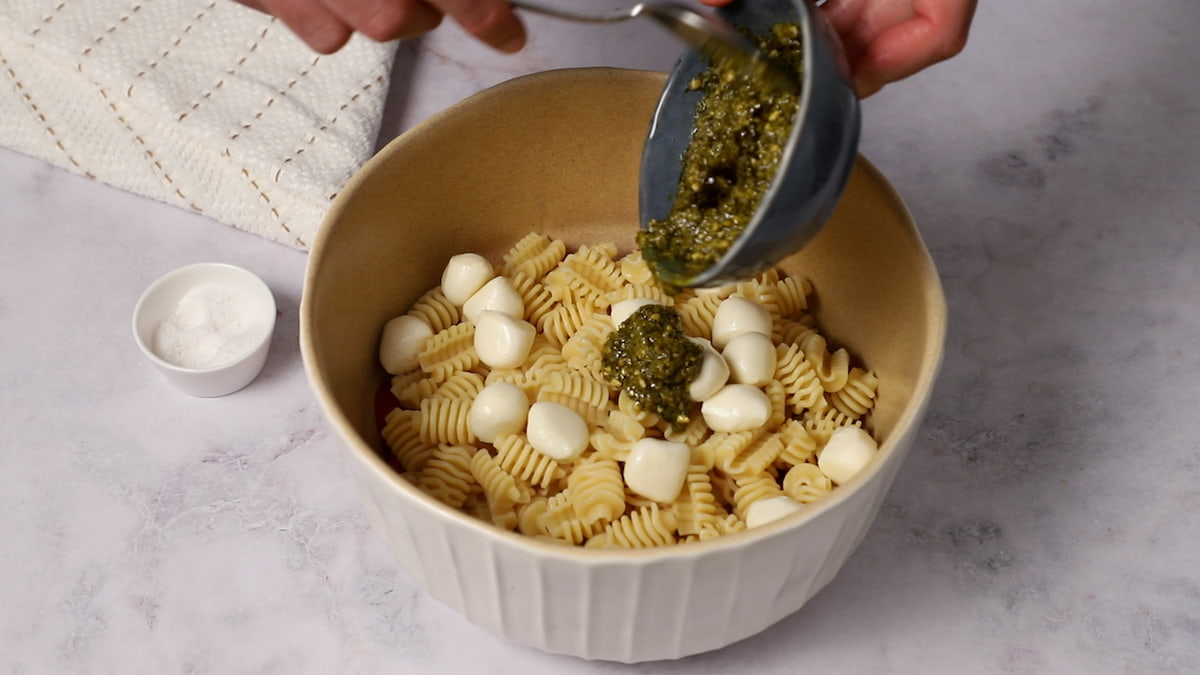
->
[0, 0, 398, 249]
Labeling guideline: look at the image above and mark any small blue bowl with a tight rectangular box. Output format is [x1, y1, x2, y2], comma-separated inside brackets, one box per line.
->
[639, 0, 861, 287]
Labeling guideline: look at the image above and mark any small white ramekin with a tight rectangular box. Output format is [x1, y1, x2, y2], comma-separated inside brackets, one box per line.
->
[132, 262, 276, 397]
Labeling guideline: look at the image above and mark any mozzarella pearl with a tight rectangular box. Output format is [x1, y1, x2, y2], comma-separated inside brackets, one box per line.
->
[378, 315, 433, 374]
[687, 337, 730, 402]
[610, 298, 661, 328]
[468, 382, 530, 444]
[463, 276, 524, 324]
[722, 331, 777, 387]
[700, 384, 771, 432]
[441, 253, 495, 306]
[818, 426, 879, 485]
[526, 401, 589, 462]
[623, 438, 691, 503]
[711, 296, 773, 349]
[745, 495, 805, 528]
[473, 310, 536, 369]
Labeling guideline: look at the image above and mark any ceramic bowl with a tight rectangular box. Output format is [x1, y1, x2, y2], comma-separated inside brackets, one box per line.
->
[133, 262, 276, 397]
[641, 0, 861, 287]
[300, 68, 945, 662]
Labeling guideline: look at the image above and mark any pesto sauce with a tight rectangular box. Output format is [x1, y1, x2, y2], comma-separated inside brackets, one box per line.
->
[639, 23, 805, 286]
[601, 304, 702, 429]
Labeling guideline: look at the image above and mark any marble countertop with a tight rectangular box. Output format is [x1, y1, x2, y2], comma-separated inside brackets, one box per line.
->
[3, 1, 1198, 672]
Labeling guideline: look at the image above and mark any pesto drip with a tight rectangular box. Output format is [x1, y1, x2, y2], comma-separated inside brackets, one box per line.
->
[639, 23, 805, 286]
[601, 304, 702, 429]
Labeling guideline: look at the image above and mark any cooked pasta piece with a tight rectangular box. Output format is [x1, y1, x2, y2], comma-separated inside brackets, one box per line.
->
[419, 395, 475, 445]
[799, 332, 850, 393]
[567, 455, 625, 525]
[617, 250, 655, 285]
[589, 429, 636, 463]
[734, 280, 783, 333]
[672, 466, 723, 537]
[600, 409, 646, 443]
[703, 430, 762, 474]
[515, 498, 550, 536]
[470, 448, 532, 511]
[417, 444, 477, 508]
[418, 322, 478, 382]
[537, 487, 578, 535]
[604, 281, 674, 307]
[560, 313, 611, 380]
[731, 473, 786, 520]
[391, 369, 435, 409]
[502, 232, 567, 281]
[698, 513, 746, 541]
[720, 434, 785, 481]
[782, 462, 834, 503]
[381, 409, 437, 472]
[804, 406, 860, 446]
[511, 271, 559, 329]
[541, 289, 605, 348]
[774, 275, 811, 317]
[600, 504, 678, 549]
[675, 292, 723, 341]
[494, 433, 564, 489]
[763, 379, 789, 431]
[777, 316, 817, 346]
[407, 287, 460, 333]
[775, 418, 818, 467]
[544, 245, 625, 306]
[433, 370, 486, 400]
[661, 414, 708, 446]
[775, 342, 823, 411]
[828, 367, 880, 419]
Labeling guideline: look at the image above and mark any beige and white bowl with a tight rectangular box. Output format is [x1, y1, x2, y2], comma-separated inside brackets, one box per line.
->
[300, 68, 946, 663]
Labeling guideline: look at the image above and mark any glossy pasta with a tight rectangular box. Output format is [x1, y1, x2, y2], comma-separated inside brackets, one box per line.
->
[377, 236, 880, 549]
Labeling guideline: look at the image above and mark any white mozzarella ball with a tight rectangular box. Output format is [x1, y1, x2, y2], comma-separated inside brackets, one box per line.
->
[463, 276, 524, 324]
[610, 298, 660, 328]
[623, 438, 691, 503]
[687, 337, 730, 402]
[745, 495, 805, 529]
[378, 315, 433, 374]
[711, 296, 772, 349]
[526, 401, 589, 462]
[817, 426, 879, 485]
[468, 382, 529, 443]
[722, 331, 777, 387]
[700, 384, 771, 432]
[441, 253, 495, 306]
[473, 310, 536, 369]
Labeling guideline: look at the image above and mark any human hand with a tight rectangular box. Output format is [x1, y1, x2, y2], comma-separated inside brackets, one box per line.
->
[701, 0, 976, 97]
[233, 0, 526, 55]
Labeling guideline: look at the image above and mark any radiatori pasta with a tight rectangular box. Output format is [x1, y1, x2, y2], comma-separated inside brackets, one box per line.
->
[375, 236, 881, 549]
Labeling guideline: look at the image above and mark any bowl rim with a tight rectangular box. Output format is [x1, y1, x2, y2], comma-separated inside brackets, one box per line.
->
[301, 67, 947, 562]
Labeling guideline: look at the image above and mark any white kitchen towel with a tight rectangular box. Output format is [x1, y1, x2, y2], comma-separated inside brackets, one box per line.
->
[0, 0, 398, 249]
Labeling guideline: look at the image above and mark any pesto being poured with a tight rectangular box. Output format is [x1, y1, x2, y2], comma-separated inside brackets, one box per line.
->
[601, 304, 702, 429]
[639, 23, 804, 288]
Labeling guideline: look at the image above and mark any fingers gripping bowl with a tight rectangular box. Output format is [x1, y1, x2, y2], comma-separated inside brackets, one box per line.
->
[300, 69, 945, 662]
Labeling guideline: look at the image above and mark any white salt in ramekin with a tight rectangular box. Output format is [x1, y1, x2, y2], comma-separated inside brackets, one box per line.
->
[132, 262, 277, 397]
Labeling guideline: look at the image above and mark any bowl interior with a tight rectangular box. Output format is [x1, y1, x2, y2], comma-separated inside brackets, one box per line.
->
[302, 67, 945, 550]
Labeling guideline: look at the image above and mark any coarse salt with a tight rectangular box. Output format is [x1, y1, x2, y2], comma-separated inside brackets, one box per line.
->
[152, 282, 271, 369]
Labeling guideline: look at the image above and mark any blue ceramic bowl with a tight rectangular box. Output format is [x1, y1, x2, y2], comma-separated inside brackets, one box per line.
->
[639, 0, 861, 287]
